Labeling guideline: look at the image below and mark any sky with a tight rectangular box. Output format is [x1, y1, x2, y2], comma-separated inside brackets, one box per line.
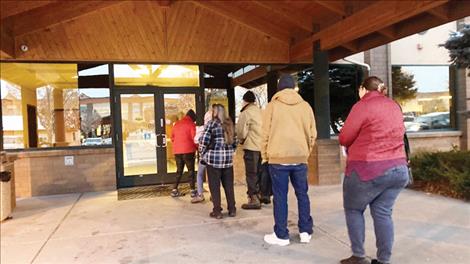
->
[401, 66, 449, 93]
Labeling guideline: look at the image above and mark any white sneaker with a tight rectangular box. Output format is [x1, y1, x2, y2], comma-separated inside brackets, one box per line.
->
[264, 233, 290, 246]
[299, 232, 312, 243]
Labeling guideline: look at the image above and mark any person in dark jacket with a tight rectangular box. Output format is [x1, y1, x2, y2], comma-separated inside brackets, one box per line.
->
[339, 77, 409, 264]
[170, 109, 197, 198]
[199, 104, 237, 219]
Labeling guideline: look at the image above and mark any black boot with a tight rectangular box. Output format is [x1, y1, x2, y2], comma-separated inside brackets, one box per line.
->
[259, 195, 271, 204]
[241, 195, 261, 210]
[371, 260, 384, 264]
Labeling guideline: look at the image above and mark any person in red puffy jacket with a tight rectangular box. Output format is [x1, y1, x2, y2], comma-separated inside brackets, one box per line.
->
[170, 109, 197, 197]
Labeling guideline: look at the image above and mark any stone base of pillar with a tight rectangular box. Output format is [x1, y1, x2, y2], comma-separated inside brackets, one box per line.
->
[309, 139, 344, 185]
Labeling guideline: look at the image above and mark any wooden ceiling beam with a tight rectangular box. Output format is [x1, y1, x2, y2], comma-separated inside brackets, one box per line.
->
[192, 1, 290, 43]
[315, 1, 346, 16]
[0, 20, 14, 58]
[378, 27, 397, 40]
[231, 65, 287, 87]
[341, 41, 358, 53]
[290, 0, 450, 62]
[252, 1, 313, 32]
[427, 4, 449, 21]
[232, 66, 268, 87]
[155, 0, 172, 8]
[4, 1, 124, 36]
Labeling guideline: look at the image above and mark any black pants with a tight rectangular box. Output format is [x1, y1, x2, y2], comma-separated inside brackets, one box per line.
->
[207, 165, 236, 213]
[243, 150, 261, 196]
[259, 162, 272, 198]
[174, 153, 196, 190]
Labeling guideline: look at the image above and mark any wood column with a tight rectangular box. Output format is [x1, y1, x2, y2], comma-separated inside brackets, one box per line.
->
[226, 76, 235, 122]
[267, 69, 278, 102]
[313, 41, 331, 139]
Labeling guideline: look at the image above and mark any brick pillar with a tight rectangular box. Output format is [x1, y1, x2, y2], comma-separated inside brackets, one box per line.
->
[364, 44, 392, 96]
[456, 19, 470, 151]
[311, 139, 342, 185]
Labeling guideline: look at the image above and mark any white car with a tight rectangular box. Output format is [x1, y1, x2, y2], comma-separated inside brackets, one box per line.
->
[83, 138, 103, 146]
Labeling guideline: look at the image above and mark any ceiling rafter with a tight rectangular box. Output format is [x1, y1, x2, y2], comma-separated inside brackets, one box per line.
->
[3, 1, 124, 37]
[252, 1, 313, 32]
[191, 0, 290, 43]
[0, 20, 15, 58]
[154, 0, 172, 8]
[427, 4, 449, 21]
[290, 0, 450, 62]
[314, 1, 346, 16]
[378, 27, 397, 40]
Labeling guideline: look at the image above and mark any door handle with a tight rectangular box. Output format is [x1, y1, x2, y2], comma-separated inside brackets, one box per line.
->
[155, 134, 161, 148]
[161, 134, 167, 148]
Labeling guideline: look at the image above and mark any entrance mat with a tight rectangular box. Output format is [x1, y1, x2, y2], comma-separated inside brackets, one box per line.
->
[117, 184, 192, 200]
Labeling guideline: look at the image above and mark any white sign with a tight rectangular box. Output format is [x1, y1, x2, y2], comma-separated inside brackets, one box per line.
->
[64, 156, 74, 166]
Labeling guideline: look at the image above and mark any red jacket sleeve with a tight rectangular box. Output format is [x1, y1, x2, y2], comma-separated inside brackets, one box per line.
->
[339, 102, 366, 147]
[190, 124, 196, 147]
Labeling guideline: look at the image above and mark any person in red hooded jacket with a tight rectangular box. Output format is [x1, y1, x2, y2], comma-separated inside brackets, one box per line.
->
[170, 109, 197, 197]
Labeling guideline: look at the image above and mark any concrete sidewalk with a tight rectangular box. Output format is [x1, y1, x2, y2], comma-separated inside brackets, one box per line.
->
[1, 185, 469, 264]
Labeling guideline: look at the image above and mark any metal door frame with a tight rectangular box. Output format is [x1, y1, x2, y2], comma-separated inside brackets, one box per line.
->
[114, 87, 203, 188]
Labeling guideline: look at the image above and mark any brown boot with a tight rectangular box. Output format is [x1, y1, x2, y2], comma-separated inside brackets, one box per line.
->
[340, 256, 370, 264]
[241, 195, 261, 210]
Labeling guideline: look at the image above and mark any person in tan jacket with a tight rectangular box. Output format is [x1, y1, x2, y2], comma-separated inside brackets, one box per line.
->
[262, 74, 317, 246]
[237, 91, 263, 210]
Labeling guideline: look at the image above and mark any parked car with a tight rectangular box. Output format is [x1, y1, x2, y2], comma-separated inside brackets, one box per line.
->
[405, 112, 450, 132]
[102, 137, 112, 145]
[82, 138, 103, 146]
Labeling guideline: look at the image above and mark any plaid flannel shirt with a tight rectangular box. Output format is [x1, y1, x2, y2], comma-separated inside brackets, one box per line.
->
[199, 119, 237, 169]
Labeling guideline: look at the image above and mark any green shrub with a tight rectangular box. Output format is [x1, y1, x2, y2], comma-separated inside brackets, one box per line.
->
[411, 150, 470, 200]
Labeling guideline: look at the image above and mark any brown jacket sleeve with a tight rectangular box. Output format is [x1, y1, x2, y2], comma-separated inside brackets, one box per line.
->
[261, 102, 273, 162]
[308, 104, 317, 153]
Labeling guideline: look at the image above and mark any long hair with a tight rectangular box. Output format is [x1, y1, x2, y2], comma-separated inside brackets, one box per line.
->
[212, 104, 234, 145]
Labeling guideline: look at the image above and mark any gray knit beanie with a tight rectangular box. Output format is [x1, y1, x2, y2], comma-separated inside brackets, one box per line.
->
[277, 74, 295, 91]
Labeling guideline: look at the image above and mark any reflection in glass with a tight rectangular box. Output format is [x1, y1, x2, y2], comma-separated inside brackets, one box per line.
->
[164, 94, 196, 173]
[392, 65, 451, 132]
[80, 89, 112, 145]
[114, 64, 199, 87]
[0, 62, 111, 149]
[205, 88, 229, 112]
[1, 80, 24, 149]
[121, 94, 157, 176]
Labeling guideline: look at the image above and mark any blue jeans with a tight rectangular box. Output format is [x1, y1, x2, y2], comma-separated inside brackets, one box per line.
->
[196, 160, 206, 195]
[343, 165, 409, 264]
[269, 164, 313, 239]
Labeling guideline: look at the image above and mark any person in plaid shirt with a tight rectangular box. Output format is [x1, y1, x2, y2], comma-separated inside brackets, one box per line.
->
[199, 104, 237, 219]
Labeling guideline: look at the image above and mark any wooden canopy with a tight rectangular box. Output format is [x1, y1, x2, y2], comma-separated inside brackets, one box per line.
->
[0, 0, 469, 63]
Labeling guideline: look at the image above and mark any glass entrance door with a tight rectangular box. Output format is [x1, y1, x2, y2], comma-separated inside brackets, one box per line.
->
[115, 89, 202, 188]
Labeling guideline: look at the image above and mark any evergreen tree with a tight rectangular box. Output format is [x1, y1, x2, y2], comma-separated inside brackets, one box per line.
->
[392, 66, 417, 104]
[441, 24, 470, 74]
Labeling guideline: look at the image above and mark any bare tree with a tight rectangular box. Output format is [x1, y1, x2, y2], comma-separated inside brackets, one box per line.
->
[63, 89, 80, 130]
[36, 86, 55, 145]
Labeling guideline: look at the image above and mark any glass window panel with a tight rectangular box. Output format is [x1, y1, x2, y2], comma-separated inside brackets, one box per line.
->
[392, 65, 452, 132]
[234, 85, 267, 122]
[0, 62, 111, 149]
[121, 94, 157, 176]
[204, 88, 229, 112]
[164, 94, 196, 173]
[114, 64, 200, 87]
[80, 89, 112, 145]
[1, 80, 24, 149]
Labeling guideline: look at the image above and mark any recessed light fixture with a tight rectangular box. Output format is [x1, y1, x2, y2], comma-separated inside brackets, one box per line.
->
[20, 44, 28, 52]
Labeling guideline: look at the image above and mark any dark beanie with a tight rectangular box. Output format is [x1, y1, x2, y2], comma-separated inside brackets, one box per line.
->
[186, 109, 196, 122]
[277, 74, 295, 91]
[242, 91, 256, 103]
